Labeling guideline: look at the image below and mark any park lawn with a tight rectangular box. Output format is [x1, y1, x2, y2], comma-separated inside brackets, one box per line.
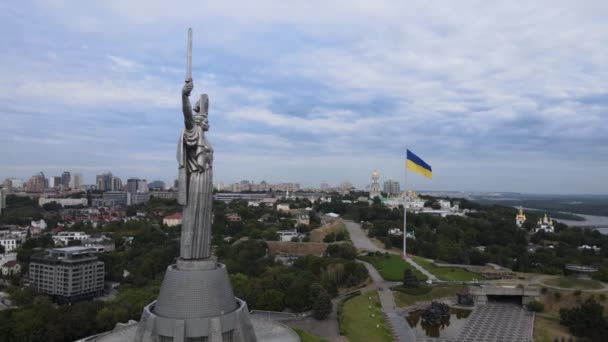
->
[339, 291, 392, 342]
[411, 256, 480, 281]
[293, 328, 329, 342]
[541, 277, 604, 290]
[393, 285, 466, 308]
[359, 254, 427, 281]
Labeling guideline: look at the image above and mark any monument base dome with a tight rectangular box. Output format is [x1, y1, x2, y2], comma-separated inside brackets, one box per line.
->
[134, 260, 257, 342]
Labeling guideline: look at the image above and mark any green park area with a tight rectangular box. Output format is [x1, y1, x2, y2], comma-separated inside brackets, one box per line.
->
[392, 285, 466, 308]
[293, 328, 328, 342]
[338, 291, 392, 342]
[359, 253, 427, 281]
[541, 276, 604, 290]
[411, 256, 480, 281]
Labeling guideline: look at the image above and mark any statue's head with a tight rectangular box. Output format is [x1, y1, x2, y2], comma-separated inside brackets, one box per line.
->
[193, 94, 209, 131]
[193, 94, 209, 114]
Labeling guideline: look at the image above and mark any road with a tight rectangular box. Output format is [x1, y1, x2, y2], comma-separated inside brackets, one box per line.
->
[530, 275, 608, 292]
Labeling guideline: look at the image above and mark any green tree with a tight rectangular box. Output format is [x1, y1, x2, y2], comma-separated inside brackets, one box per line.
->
[526, 300, 544, 312]
[560, 297, 608, 340]
[285, 276, 313, 312]
[323, 232, 336, 243]
[312, 291, 332, 320]
[402, 269, 419, 288]
[255, 289, 285, 311]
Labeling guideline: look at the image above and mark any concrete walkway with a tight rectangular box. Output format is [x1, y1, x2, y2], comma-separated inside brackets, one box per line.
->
[404, 258, 438, 283]
[344, 220, 439, 283]
[344, 220, 383, 253]
[359, 260, 415, 342]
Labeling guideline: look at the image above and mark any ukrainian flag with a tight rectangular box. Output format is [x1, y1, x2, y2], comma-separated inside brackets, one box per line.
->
[406, 149, 432, 179]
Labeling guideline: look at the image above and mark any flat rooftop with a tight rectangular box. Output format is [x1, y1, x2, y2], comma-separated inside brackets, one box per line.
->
[54, 246, 95, 253]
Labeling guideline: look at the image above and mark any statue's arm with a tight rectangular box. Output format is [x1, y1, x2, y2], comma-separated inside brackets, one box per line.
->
[182, 80, 194, 130]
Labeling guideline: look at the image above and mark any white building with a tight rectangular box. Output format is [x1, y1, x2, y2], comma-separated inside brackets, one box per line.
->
[534, 214, 555, 233]
[39, 197, 88, 207]
[438, 200, 451, 210]
[31, 219, 48, 231]
[369, 170, 381, 199]
[53, 231, 91, 245]
[70, 173, 83, 189]
[515, 207, 527, 228]
[276, 204, 291, 212]
[388, 228, 403, 236]
[388, 228, 415, 239]
[163, 213, 183, 227]
[0, 238, 19, 253]
[1, 260, 20, 276]
[277, 229, 299, 242]
[578, 245, 601, 252]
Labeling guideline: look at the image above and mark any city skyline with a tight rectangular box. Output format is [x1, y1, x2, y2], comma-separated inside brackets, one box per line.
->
[1, 2, 608, 194]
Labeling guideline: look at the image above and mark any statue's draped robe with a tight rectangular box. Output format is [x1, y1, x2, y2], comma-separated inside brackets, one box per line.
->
[177, 124, 213, 259]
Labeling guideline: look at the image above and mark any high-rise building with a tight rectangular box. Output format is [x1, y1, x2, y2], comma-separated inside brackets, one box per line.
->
[96, 173, 113, 191]
[148, 180, 165, 190]
[369, 170, 381, 198]
[70, 173, 83, 189]
[0, 187, 6, 216]
[25, 172, 46, 193]
[112, 177, 122, 191]
[383, 179, 400, 195]
[127, 178, 148, 193]
[3, 178, 22, 192]
[49, 176, 62, 189]
[96, 173, 122, 191]
[29, 247, 104, 303]
[61, 171, 71, 188]
[2, 179, 11, 192]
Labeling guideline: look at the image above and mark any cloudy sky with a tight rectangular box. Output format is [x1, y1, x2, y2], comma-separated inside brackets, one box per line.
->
[1, 1, 607, 194]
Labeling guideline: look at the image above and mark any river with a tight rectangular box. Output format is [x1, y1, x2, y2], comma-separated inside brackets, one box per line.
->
[554, 213, 608, 234]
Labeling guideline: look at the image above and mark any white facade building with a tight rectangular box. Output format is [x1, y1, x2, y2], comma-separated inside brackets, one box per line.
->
[276, 204, 291, 212]
[277, 229, 299, 242]
[0, 238, 19, 253]
[534, 214, 555, 233]
[39, 198, 88, 207]
[53, 231, 91, 245]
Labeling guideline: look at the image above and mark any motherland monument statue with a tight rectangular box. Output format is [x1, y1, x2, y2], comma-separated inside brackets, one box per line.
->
[89, 28, 299, 342]
[129, 28, 258, 342]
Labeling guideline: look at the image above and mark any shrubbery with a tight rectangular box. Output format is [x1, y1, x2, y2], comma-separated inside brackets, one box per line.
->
[526, 300, 544, 312]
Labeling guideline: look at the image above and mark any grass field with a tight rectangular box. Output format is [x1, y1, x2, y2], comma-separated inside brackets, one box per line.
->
[293, 328, 329, 342]
[541, 277, 604, 290]
[411, 256, 480, 281]
[533, 314, 572, 342]
[339, 291, 392, 342]
[393, 285, 466, 308]
[359, 253, 428, 281]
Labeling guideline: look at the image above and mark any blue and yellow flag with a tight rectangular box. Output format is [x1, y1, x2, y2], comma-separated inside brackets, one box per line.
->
[406, 149, 432, 179]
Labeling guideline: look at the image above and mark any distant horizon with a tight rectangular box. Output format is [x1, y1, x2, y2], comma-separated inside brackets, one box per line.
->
[3, 171, 608, 197]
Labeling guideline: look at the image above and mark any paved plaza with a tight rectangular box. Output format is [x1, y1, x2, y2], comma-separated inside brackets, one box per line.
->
[416, 303, 534, 342]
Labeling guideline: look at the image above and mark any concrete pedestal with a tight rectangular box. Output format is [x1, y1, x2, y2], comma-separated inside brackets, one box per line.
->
[132, 260, 257, 342]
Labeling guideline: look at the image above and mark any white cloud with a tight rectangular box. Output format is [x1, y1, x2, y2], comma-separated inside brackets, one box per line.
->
[2, 1, 608, 193]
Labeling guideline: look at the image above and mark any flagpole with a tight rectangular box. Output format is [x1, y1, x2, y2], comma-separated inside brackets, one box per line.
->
[403, 148, 408, 259]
